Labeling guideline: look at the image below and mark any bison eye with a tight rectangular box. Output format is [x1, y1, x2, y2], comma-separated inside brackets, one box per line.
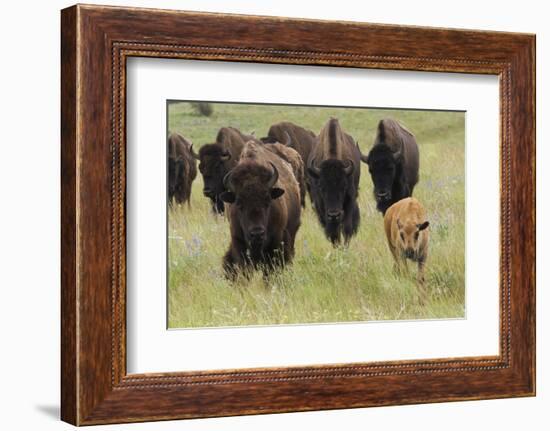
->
[400, 232, 405, 241]
[414, 232, 419, 240]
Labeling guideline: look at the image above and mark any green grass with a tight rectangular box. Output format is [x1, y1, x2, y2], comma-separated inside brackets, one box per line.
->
[168, 101, 465, 328]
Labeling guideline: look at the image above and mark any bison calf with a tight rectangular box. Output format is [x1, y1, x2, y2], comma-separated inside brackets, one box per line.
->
[384, 197, 430, 296]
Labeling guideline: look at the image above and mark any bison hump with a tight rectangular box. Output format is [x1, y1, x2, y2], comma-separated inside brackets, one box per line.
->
[377, 118, 407, 153]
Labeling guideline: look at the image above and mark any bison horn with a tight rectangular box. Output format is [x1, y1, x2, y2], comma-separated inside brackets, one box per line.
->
[393, 146, 402, 161]
[283, 131, 292, 147]
[220, 150, 231, 162]
[358, 146, 369, 164]
[223, 169, 234, 191]
[267, 162, 279, 188]
[308, 157, 321, 177]
[190, 144, 200, 160]
[343, 159, 354, 176]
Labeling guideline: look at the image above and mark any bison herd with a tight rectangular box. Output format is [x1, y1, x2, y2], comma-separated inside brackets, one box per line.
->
[169, 117, 431, 292]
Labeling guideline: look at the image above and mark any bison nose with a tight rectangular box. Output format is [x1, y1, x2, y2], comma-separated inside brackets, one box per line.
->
[327, 210, 343, 221]
[249, 227, 265, 240]
[376, 190, 391, 200]
[404, 249, 415, 259]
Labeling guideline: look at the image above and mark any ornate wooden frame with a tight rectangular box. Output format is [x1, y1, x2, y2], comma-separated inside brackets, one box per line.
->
[61, 4, 535, 425]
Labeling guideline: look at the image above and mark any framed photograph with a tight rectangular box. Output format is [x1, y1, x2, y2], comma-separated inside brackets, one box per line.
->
[61, 4, 535, 425]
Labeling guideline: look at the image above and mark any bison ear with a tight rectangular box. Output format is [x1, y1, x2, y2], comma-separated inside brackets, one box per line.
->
[270, 187, 285, 200]
[417, 221, 429, 231]
[283, 131, 292, 147]
[190, 145, 200, 160]
[220, 191, 236, 204]
[393, 148, 403, 161]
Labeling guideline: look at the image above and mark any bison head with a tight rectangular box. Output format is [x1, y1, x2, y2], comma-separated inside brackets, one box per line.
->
[195, 144, 231, 200]
[307, 158, 354, 224]
[168, 156, 185, 199]
[220, 162, 284, 251]
[396, 218, 429, 260]
[362, 144, 401, 205]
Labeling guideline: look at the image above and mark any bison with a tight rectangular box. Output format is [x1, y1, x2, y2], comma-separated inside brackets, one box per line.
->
[220, 141, 301, 279]
[261, 121, 316, 168]
[360, 118, 419, 214]
[261, 121, 317, 204]
[264, 141, 306, 208]
[167, 133, 197, 206]
[384, 197, 430, 296]
[192, 127, 256, 214]
[307, 118, 361, 246]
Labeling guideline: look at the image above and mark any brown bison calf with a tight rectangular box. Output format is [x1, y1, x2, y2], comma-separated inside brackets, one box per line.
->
[384, 197, 430, 295]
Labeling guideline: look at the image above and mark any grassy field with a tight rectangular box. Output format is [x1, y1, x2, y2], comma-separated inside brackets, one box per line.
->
[168, 101, 465, 328]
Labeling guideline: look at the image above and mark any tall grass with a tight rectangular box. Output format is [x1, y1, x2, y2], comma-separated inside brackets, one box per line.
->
[168, 102, 465, 328]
